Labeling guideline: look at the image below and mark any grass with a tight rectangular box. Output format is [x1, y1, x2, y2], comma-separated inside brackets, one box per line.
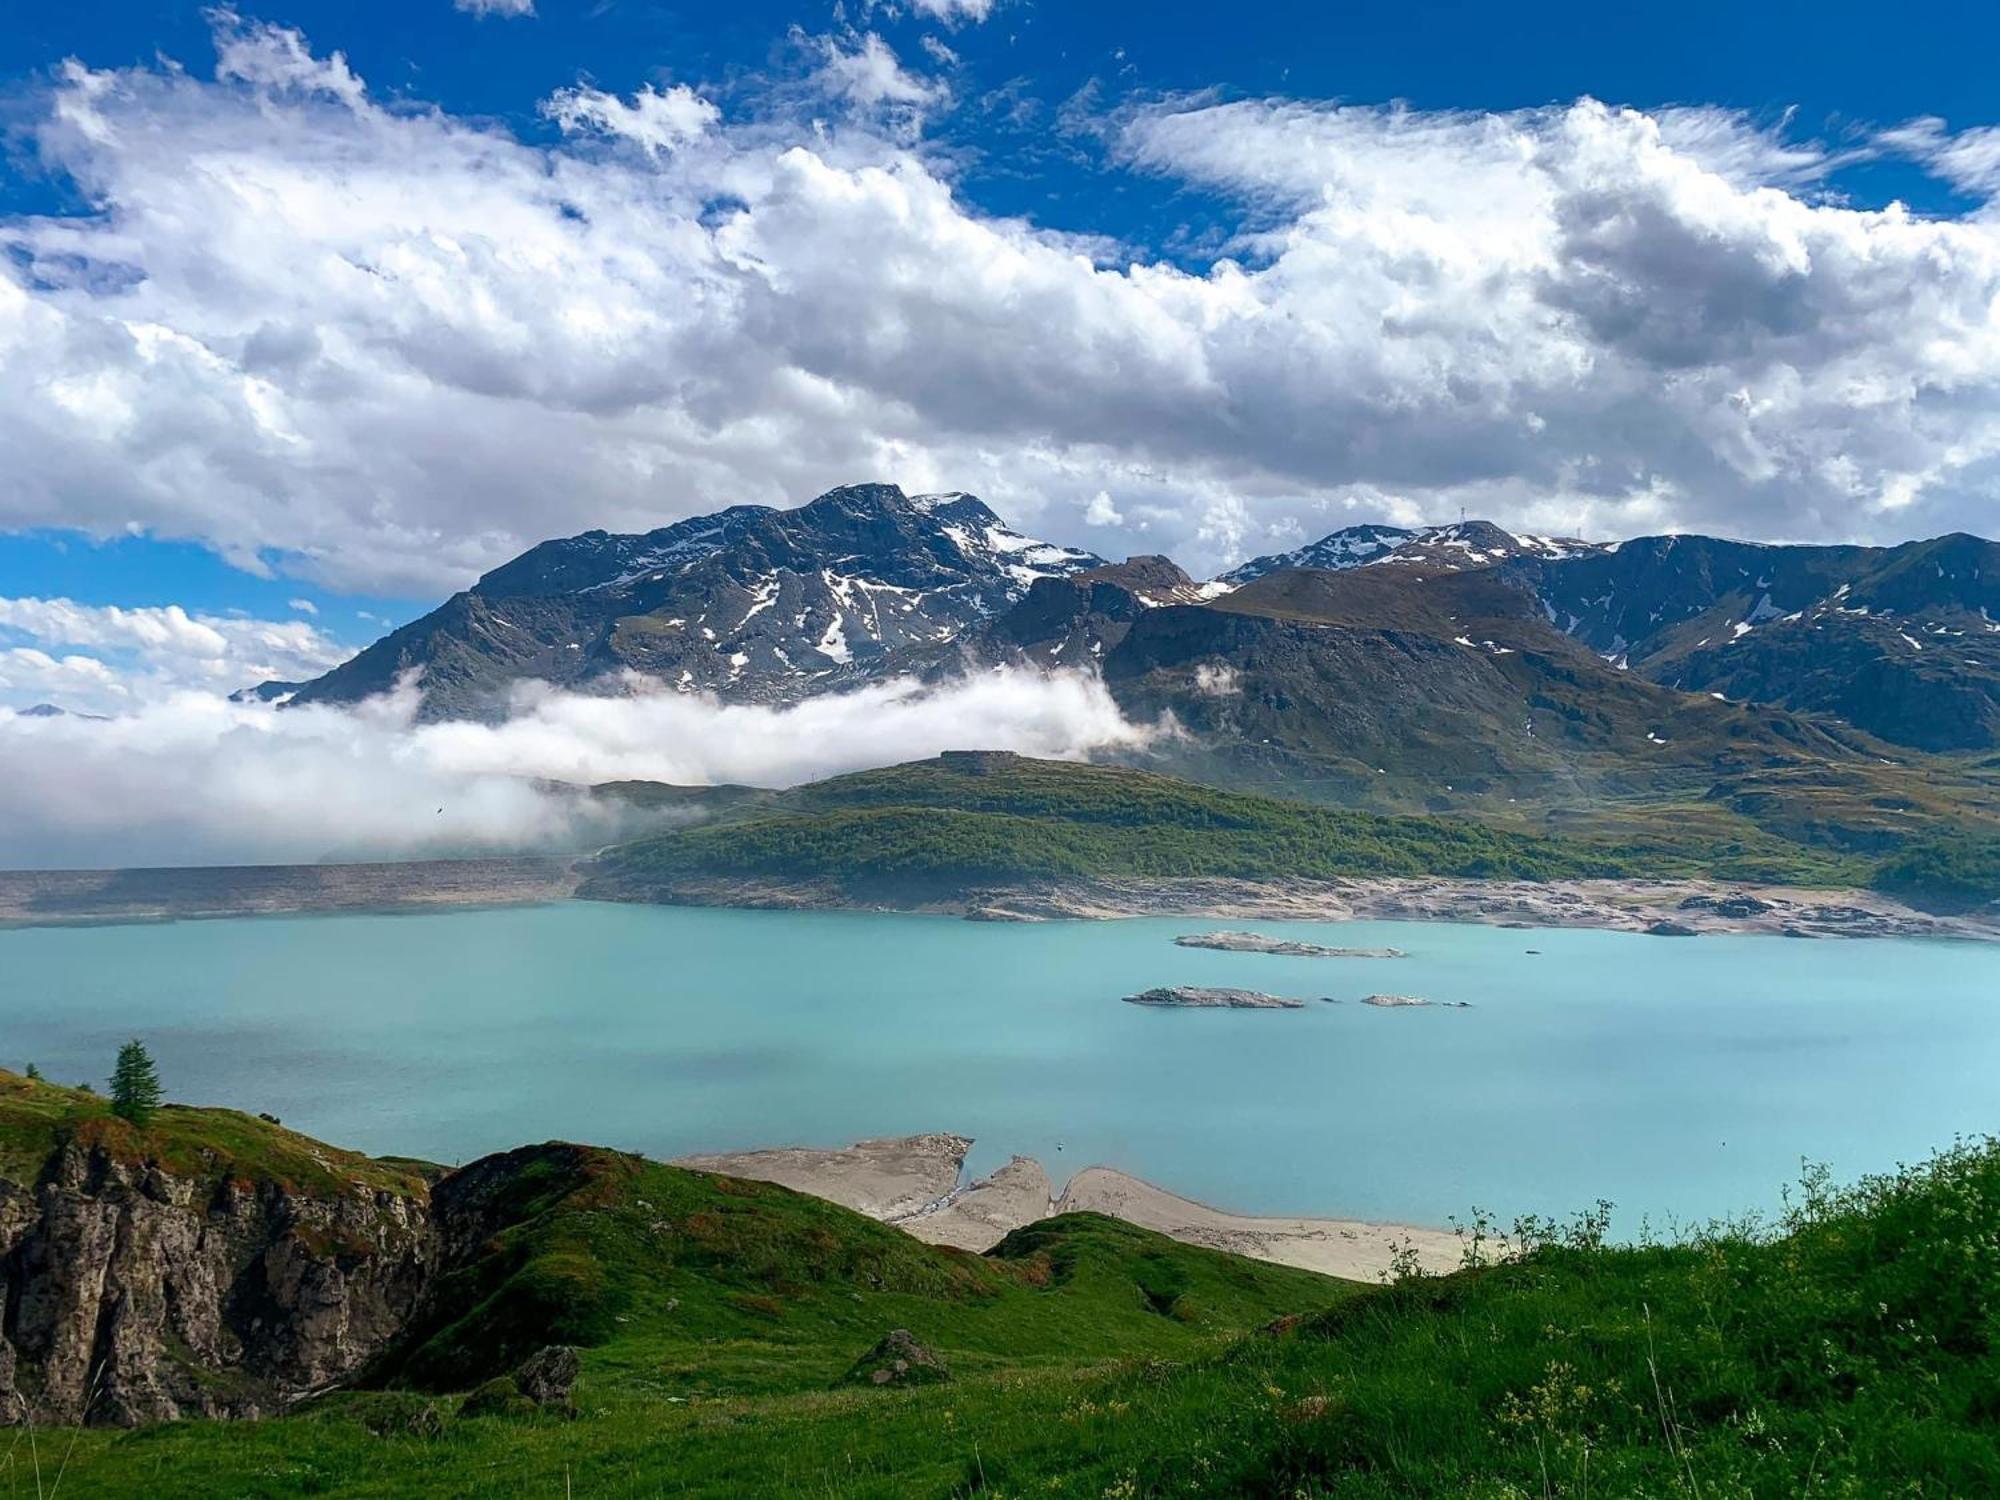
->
[1, 1069, 1351, 1496]
[0, 1070, 427, 1199]
[584, 751, 2000, 902]
[27, 1112, 2000, 1496]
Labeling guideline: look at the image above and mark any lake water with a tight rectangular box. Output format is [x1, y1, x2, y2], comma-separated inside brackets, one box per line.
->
[7, 902, 1999, 1233]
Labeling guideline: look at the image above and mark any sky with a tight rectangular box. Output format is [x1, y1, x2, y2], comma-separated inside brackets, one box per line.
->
[3, 0, 2000, 718]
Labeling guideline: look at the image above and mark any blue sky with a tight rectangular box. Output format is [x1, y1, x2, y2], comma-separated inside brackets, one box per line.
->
[3, 0, 2000, 711]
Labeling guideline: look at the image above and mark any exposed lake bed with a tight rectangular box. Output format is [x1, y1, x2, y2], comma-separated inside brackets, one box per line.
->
[9, 899, 2000, 1242]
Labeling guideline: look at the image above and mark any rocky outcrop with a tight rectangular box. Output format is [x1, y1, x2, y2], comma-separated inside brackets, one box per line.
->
[1124, 986, 1309, 1009]
[1173, 931, 1405, 958]
[0, 1137, 431, 1426]
[844, 1329, 950, 1388]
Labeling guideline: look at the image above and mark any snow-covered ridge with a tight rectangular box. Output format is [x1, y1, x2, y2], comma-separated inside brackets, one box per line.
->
[1218, 520, 1604, 586]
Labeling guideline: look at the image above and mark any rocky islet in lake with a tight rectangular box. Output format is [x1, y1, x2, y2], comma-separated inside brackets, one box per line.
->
[1174, 930, 1407, 958]
[1124, 985, 1314, 1009]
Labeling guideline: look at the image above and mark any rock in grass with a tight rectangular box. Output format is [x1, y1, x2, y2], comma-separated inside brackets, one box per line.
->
[1124, 986, 1309, 1010]
[458, 1377, 535, 1420]
[514, 1345, 580, 1412]
[459, 1346, 581, 1418]
[845, 1330, 950, 1388]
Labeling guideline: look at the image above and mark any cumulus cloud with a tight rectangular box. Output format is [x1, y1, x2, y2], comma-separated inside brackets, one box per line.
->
[0, 596, 348, 711]
[0, 648, 127, 707]
[0, 669, 1156, 868]
[6, 14, 2000, 599]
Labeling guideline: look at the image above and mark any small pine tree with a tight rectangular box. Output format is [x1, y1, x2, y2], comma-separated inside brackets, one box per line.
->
[109, 1040, 163, 1127]
[23, 1062, 42, 1081]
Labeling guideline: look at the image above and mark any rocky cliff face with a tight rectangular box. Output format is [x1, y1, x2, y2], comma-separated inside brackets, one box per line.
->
[0, 1106, 433, 1426]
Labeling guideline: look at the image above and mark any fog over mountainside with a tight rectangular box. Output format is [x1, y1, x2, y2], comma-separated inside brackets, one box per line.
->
[0, 670, 1152, 869]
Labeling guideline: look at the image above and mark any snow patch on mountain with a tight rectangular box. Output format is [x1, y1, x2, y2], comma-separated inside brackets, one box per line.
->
[1219, 520, 1604, 585]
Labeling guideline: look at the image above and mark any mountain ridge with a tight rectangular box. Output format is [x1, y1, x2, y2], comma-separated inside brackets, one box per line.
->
[260, 487, 2000, 796]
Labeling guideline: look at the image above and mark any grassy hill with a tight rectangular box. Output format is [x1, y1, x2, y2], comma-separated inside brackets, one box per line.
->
[1, 1068, 1349, 1496]
[32, 1071, 2000, 1495]
[585, 751, 1937, 904]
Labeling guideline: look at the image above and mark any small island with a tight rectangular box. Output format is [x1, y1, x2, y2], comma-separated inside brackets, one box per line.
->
[1174, 931, 1407, 958]
[1124, 986, 1310, 1010]
[1359, 993, 1472, 1009]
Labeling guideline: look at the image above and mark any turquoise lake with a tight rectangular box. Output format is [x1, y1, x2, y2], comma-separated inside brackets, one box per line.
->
[7, 902, 1999, 1233]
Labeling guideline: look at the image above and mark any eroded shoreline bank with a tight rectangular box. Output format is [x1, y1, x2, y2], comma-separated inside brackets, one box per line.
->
[593, 871, 2000, 942]
[2, 858, 1991, 940]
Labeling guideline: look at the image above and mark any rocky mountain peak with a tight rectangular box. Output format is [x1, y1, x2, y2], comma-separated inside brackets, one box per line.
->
[281, 483, 1102, 717]
[1219, 519, 1601, 586]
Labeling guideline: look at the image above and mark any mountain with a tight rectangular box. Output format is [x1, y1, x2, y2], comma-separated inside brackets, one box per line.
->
[1506, 532, 2000, 751]
[933, 554, 1914, 825]
[273, 484, 2000, 771]
[11, 702, 110, 721]
[1220, 519, 1603, 584]
[282, 484, 1101, 719]
[929, 554, 1233, 673]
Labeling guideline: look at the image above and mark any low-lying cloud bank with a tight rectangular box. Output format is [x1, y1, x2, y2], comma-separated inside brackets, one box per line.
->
[0, 670, 1155, 869]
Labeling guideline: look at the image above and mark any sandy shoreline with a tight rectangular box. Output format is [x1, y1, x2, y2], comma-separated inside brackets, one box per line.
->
[676, 1133, 1463, 1281]
[0, 858, 584, 927]
[602, 871, 2000, 941]
[0, 859, 1989, 942]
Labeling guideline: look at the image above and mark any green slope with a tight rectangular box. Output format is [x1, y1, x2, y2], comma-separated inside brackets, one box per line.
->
[584, 750, 1889, 903]
[41, 1096, 2000, 1496]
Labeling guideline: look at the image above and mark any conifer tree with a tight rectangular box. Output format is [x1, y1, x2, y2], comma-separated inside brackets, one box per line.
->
[109, 1040, 163, 1127]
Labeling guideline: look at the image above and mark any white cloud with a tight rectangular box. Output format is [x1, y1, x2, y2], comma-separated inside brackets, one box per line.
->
[909, 0, 997, 24]
[0, 669, 1155, 867]
[0, 596, 350, 711]
[455, 0, 536, 18]
[288, 596, 318, 614]
[1880, 116, 2000, 199]
[0, 649, 130, 706]
[7, 15, 2000, 599]
[806, 31, 943, 114]
[543, 82, 719, 157]
[1082, 490, 1123, 526]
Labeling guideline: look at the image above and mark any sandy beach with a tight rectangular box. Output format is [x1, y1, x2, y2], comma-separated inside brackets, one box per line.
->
[676, 1134, 1464, 1281]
